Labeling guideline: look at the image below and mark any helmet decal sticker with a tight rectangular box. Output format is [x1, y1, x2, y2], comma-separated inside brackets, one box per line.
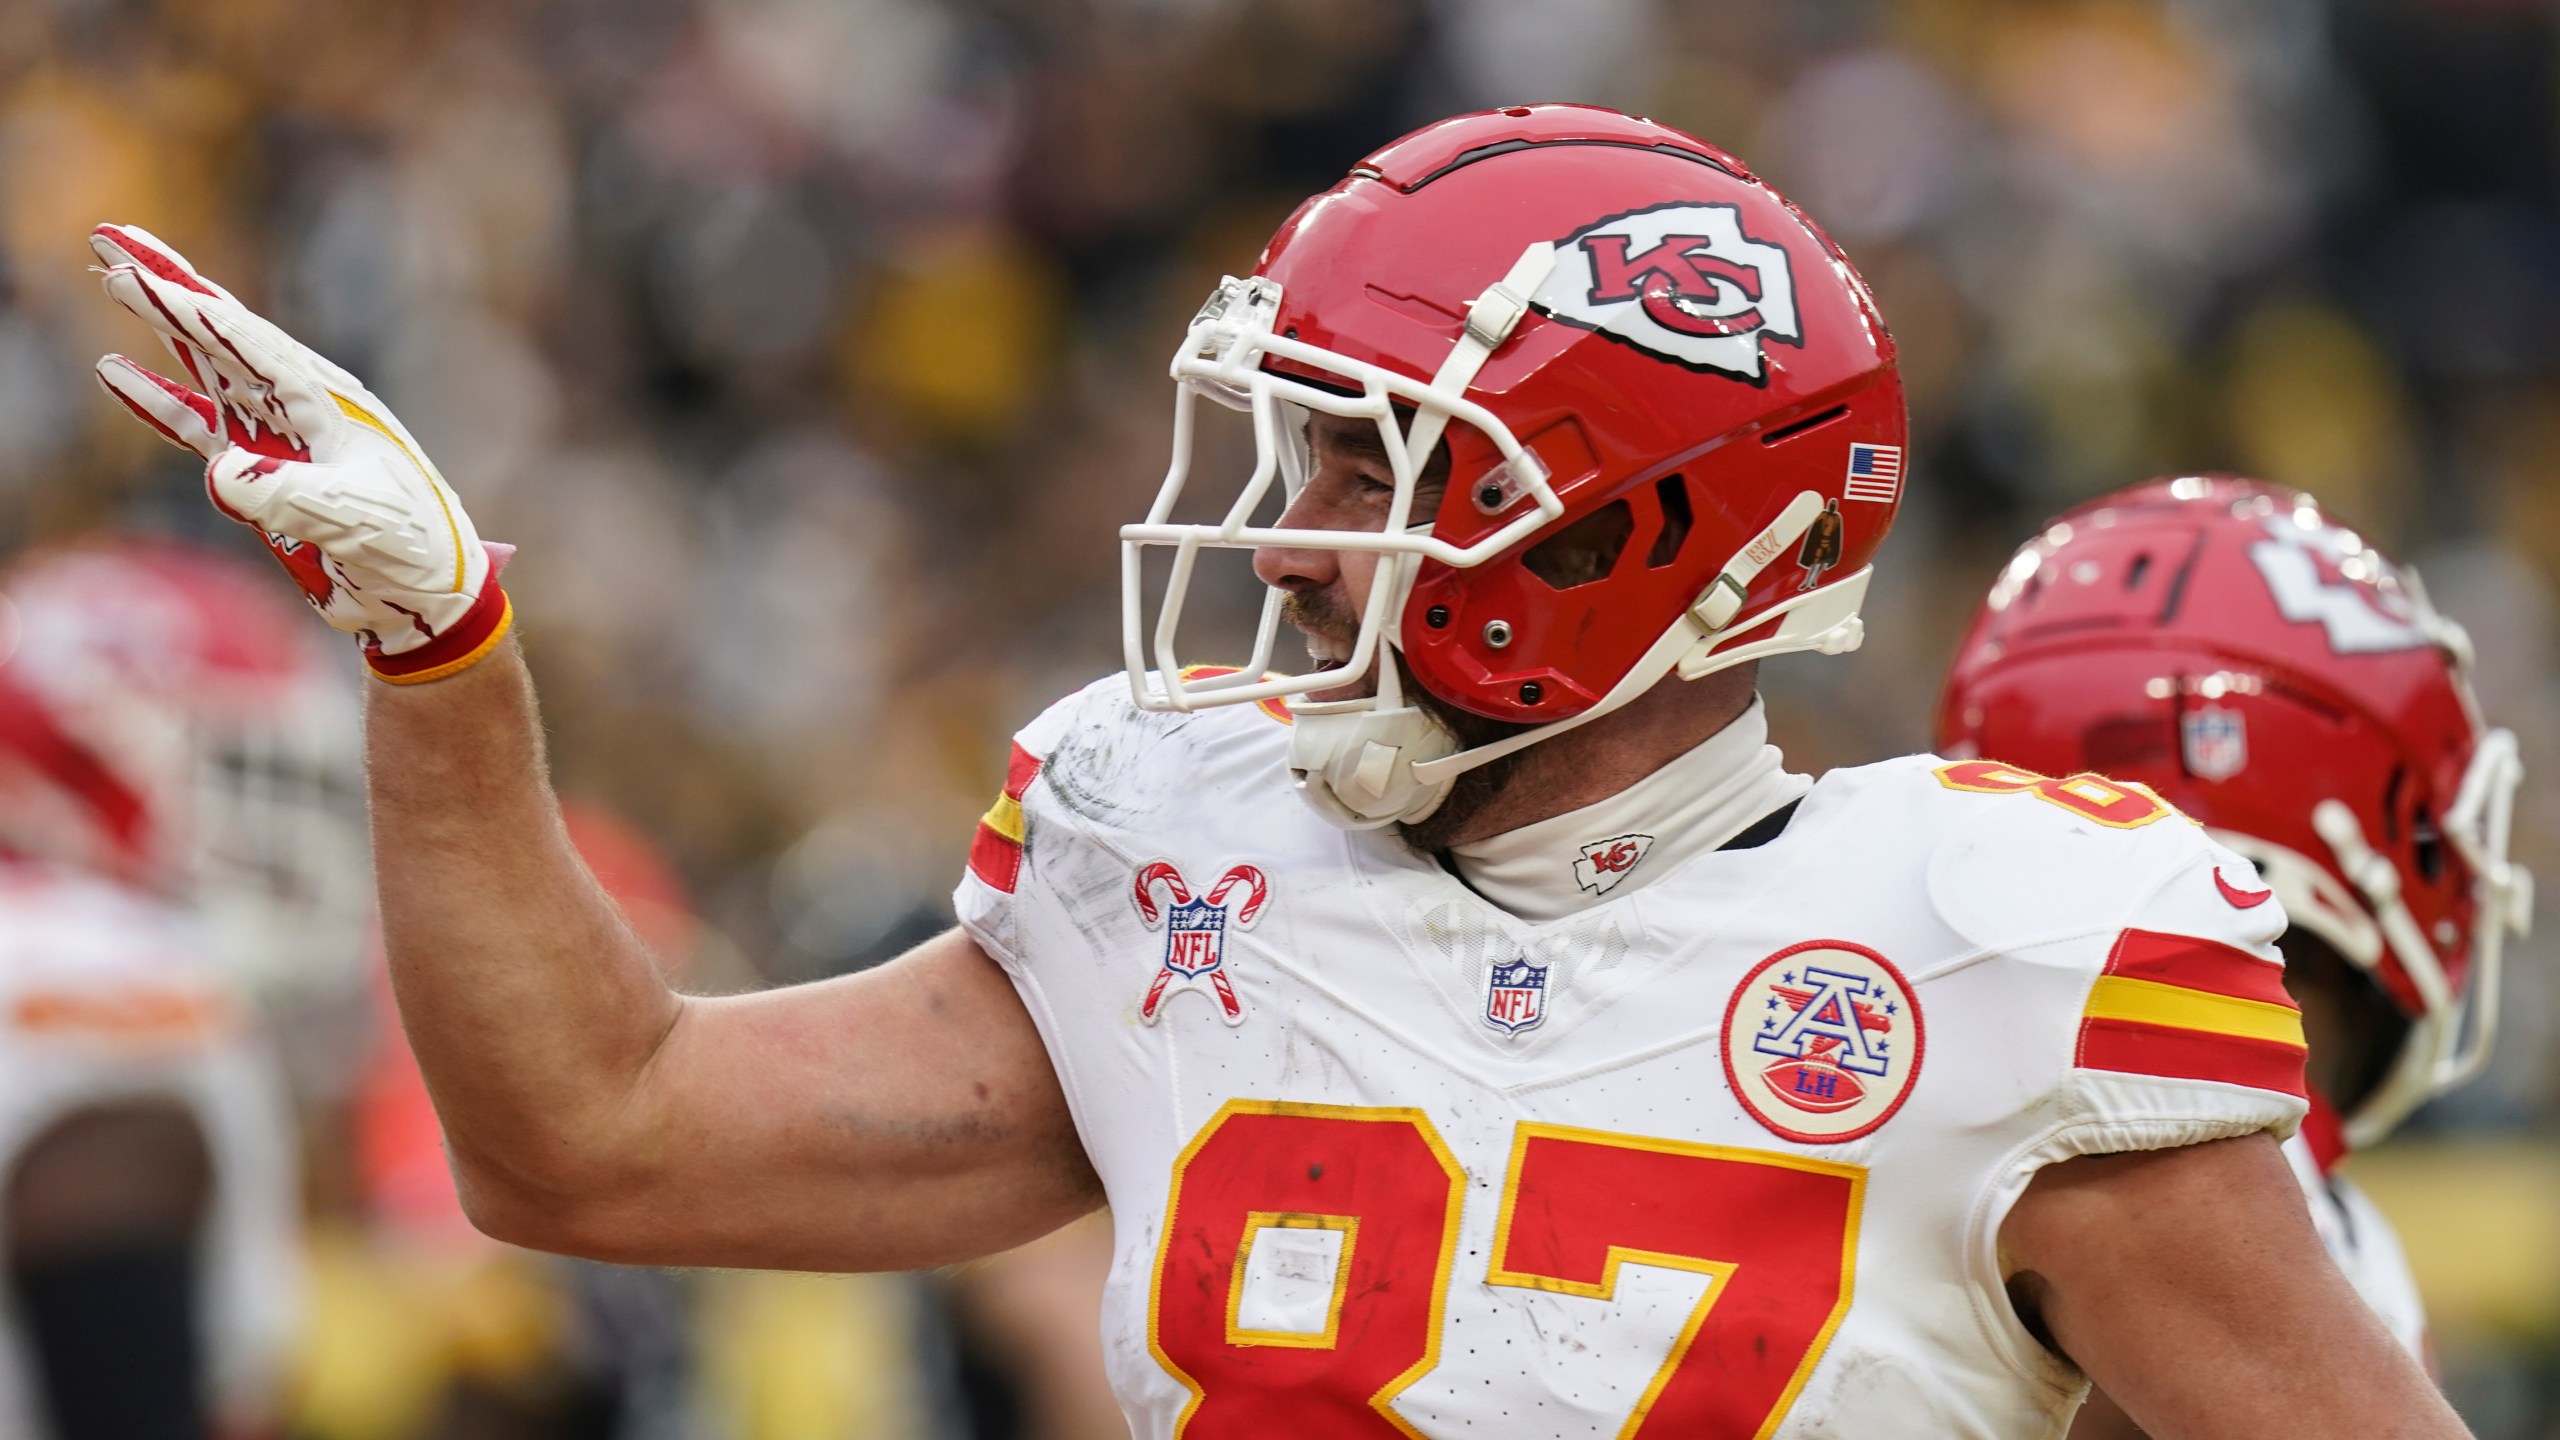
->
[2246, 517, 2432, 655]
[1795, 499, 1845, 591]
[2180, 704, 2248, 782]
[1842, 443, 1902, 504]
[1533, 202, 1803, 382]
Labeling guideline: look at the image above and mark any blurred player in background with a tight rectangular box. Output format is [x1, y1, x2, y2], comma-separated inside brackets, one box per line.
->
[0, 541, 350, 1438]
[1937, 477, 2533, 1435]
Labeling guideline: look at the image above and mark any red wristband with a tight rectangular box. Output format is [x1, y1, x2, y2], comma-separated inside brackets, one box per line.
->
[365, 584, 513, 685]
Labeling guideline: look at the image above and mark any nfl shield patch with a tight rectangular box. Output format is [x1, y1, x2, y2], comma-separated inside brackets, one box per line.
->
[1484, 955, 1549, 1034]
[2182, 704, 2248, 782]
[1134, 860, 1269, 1026]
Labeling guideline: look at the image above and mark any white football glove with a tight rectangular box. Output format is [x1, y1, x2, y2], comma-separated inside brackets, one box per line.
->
[90, 223, 513, 684]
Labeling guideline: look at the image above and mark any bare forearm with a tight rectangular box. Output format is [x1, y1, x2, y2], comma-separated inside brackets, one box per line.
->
[2009, 1137, 2468, 1440]
[365, 643, 680, 1195]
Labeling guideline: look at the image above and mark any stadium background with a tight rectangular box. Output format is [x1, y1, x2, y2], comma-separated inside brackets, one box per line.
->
[3, 0, 2559, 1435]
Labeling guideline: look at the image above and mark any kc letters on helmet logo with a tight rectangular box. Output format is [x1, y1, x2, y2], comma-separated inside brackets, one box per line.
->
[1722, 940, 1924, 1143]
[1533, 202, 1802, 382]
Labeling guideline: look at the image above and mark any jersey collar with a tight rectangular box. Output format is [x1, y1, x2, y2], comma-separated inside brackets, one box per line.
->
[1444, 696, 1810, 923]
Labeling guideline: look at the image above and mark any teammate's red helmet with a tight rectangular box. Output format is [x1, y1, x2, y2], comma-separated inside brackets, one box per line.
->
[1937, 477, 2531, 1145]
[1122, 104, 1906, 825]
[0, 539, 369, 994]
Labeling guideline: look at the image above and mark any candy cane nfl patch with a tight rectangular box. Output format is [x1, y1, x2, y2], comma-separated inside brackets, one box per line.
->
[1133, 860, 1269, 1026]
[1722, 940, 1925, 1143]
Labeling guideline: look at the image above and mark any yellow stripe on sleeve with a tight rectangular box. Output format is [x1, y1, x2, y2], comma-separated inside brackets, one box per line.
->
[2083, 975, 2305, 1049]
[981, 792, 1025, 845]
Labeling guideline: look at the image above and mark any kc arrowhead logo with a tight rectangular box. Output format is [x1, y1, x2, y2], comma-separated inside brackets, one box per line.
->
[1572, 833, 1655, 898]
[1532, 202, 1803, 383]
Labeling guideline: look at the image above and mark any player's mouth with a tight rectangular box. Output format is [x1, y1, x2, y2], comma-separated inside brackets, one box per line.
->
[1282, 590, 1375, 703]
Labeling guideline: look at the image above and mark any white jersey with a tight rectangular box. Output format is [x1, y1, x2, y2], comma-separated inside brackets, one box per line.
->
[958, 682, 2311, 1440]
[0, 864, 301, 1439]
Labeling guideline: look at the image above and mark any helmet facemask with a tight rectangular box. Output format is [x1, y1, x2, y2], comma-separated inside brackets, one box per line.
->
[2269, 721, 2531, 1147]
[1122, 254, 1571, 827]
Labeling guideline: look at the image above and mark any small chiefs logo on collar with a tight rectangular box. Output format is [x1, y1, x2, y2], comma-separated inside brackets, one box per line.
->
[1532, 201, 1803, 383]
[1722, 940, 1924, 1143]
[1133, 861, 1269, 1027]
[1572, 833, 1654, 899]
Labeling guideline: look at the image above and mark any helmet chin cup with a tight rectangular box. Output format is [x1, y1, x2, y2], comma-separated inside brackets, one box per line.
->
[1287, 702, 1461, 829]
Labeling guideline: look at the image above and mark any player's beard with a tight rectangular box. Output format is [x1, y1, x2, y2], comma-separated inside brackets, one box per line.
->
[1280, 589, 1533, 853]
[1394, 659, 1533, 853]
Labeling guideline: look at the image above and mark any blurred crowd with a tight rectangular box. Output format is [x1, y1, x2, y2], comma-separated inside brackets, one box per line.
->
[2, 0, 2559, 1435]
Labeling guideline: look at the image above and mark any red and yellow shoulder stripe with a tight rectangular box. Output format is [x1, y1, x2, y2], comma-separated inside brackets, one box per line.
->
[967, 742, 1044, 894]
[2075, 929, 2307, 1098]
[1179, 666, 1293, 725]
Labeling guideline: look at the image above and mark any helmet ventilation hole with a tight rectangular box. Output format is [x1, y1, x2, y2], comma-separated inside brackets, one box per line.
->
[2126, 553, 2151, 589]
[1523, 499, 1634, 590]
[1647, 474, 1694, 568]
[1483, 620, 1514, 648]
[2412, 807, 2445, 884]
[1759, 404, 1851, 447]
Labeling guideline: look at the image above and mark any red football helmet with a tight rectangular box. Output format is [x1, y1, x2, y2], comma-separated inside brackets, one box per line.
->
[1121, 104, 1907, 825]
[0, 538, 370, 995]
[1937, 477, 2532, 1145]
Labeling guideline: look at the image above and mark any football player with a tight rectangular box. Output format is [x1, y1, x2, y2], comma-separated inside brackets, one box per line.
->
[1936, 477, 2532, 1435]
[89, 106, 2476, 1437]
[0, 542, 325, 1440]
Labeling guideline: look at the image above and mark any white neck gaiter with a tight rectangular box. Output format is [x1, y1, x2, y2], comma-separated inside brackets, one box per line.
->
[1446, 696, 1808, 923]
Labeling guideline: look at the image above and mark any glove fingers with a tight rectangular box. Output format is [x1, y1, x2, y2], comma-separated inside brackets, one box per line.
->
[94, 355, 221, 458]
[88, 223, 235, 303]
[104, 267, 318, 454]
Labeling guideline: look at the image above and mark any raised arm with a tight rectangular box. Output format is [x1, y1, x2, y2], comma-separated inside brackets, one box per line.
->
[370, 648, 1097, 1269]
[2004, 1133, 2466, 1440]
[89, 223, 1099, 1271]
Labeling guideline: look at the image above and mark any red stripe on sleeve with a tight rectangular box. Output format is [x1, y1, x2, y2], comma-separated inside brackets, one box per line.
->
[1004, 742, 1041, 799]
[968, 825, 1025, 893]
[2102, 928, 2292, 1007]
[967, 746, 1044, 894]
[2076, 1017, 2308, 1100]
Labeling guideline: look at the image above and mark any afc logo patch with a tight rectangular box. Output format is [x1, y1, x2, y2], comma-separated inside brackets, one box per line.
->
[1133, 860, 1270, 1027]
[1531, 201, 1803, 383]
[1721, 940, 1924, 1143]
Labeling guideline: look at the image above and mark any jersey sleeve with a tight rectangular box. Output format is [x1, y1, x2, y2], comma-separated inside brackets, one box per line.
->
[950, 678, 1111, 970]
[1922, 767, 2309, 1158]
[2048, 836, 2309, 1153]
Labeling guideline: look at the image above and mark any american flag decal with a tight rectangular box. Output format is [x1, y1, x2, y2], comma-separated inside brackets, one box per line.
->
[1843, 444, 1903, 504]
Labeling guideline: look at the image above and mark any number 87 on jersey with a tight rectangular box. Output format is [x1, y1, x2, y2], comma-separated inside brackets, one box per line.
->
[1148, 1100, 1863, 1440]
